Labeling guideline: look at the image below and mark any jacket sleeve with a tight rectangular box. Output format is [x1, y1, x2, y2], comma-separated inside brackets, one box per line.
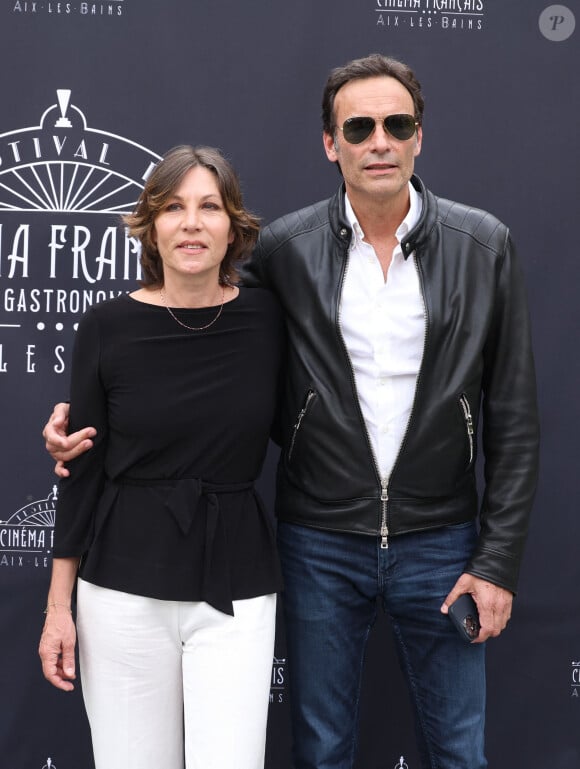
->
[466, 231, 540, 593]
[53, 308, 108, 557]
[240, 236, 287, 445]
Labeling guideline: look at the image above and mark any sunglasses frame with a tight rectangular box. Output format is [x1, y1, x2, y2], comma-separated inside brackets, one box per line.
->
[337, 114, 419, 145]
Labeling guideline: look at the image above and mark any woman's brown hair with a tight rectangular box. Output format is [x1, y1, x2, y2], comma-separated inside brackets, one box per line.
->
[123, 145, 260, 286]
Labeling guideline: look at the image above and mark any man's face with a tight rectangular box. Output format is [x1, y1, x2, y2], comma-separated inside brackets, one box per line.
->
[323, 76, 422, 208]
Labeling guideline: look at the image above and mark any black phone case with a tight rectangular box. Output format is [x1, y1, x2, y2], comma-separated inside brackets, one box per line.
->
[448, 594, 480, 642]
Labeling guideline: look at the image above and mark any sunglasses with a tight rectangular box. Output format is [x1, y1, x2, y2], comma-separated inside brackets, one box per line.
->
[337, 114, 419, 144]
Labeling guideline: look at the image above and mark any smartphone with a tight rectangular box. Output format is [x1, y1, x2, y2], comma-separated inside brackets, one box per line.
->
[448, 594, 480, 642]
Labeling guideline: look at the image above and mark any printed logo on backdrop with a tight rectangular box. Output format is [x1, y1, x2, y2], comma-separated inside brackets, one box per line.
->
[538, 5, 575, 41]
[0, 485, 57, 568]
[374, 0, 485, 32]
[572, 661, 580, 698]
[10, 1, 125, 17]
[270, 656, 286, 704]
[0, 89, 160, 378]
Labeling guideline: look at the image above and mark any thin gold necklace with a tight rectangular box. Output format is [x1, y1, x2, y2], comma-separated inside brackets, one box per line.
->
[160, 286, 225, 332]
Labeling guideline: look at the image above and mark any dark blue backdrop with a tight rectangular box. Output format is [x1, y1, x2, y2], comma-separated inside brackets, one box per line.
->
[1, 2, 578, 768]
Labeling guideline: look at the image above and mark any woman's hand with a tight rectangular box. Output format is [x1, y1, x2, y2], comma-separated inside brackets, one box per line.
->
[39, 604, 77, 691]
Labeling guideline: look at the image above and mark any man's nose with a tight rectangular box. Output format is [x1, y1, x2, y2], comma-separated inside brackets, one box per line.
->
[368, 120, 392, 151]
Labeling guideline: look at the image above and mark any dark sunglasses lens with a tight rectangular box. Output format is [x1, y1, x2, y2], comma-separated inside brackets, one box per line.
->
[385, 114, 417, 140]
[342, 117, 375, 144]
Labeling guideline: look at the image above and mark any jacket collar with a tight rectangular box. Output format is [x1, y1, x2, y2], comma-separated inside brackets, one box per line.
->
[328, 174, 437, 259]
[403, 175, 438, 259]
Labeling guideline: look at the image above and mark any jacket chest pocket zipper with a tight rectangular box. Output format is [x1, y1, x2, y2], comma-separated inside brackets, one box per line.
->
[288, 389, 316, 462]
[459, 393, 474, 468]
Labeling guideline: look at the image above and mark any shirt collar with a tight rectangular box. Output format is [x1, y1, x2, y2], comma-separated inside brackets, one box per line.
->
[344, 182, 422, 246]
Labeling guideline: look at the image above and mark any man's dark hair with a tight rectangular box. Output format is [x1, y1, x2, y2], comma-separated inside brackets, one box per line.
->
[322, 53, 425, 135]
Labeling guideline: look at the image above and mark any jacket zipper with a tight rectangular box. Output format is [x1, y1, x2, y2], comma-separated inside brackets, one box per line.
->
[288, 389, 316, 462]
[380, 479, 389, 549]
[377, 252, 429, 547]
[459, 393, 474, 467]
[336, 236, 392, 548]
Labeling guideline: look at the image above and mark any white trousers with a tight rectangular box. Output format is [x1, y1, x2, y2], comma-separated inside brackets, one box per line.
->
[76, 579, 276, 769]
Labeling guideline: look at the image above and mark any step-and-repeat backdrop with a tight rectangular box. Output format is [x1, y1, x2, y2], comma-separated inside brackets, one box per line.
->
[0, 3, 578, 768]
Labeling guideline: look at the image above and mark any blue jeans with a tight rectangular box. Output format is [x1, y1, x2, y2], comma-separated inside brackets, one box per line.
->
[277, 521, 487, 769]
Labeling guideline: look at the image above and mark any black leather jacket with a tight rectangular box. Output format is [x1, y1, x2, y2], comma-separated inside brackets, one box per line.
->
[243, 175, 539, 593]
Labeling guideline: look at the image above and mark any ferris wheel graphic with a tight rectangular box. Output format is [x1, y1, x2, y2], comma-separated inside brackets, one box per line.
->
[2, 486, 58, 526]
[0, 157, 143, 214]
[0, 89, 160, 214]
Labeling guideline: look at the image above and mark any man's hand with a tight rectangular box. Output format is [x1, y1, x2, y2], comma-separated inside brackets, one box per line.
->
[441, 573, 513, 643]
[42, 402, 96, 478]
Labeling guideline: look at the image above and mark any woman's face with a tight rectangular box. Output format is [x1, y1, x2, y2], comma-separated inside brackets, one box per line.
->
[152, 165, 234, 285]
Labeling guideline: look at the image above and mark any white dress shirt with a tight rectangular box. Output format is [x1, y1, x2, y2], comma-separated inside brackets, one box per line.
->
[339, 184, 425, 483]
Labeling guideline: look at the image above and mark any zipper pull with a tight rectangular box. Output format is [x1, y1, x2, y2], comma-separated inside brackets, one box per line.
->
[465, 410, 474, 436]
[460, 394, 474, 435]
[380, 482, 389, 549]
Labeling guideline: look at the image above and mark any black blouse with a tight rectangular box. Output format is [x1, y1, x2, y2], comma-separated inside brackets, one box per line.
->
[54, 288, 284, 615]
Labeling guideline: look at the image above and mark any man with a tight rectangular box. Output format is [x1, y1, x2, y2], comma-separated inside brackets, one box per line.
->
[45, 54, 539, 769]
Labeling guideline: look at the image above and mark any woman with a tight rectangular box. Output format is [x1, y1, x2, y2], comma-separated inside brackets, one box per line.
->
[38, 145, 284, 769]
